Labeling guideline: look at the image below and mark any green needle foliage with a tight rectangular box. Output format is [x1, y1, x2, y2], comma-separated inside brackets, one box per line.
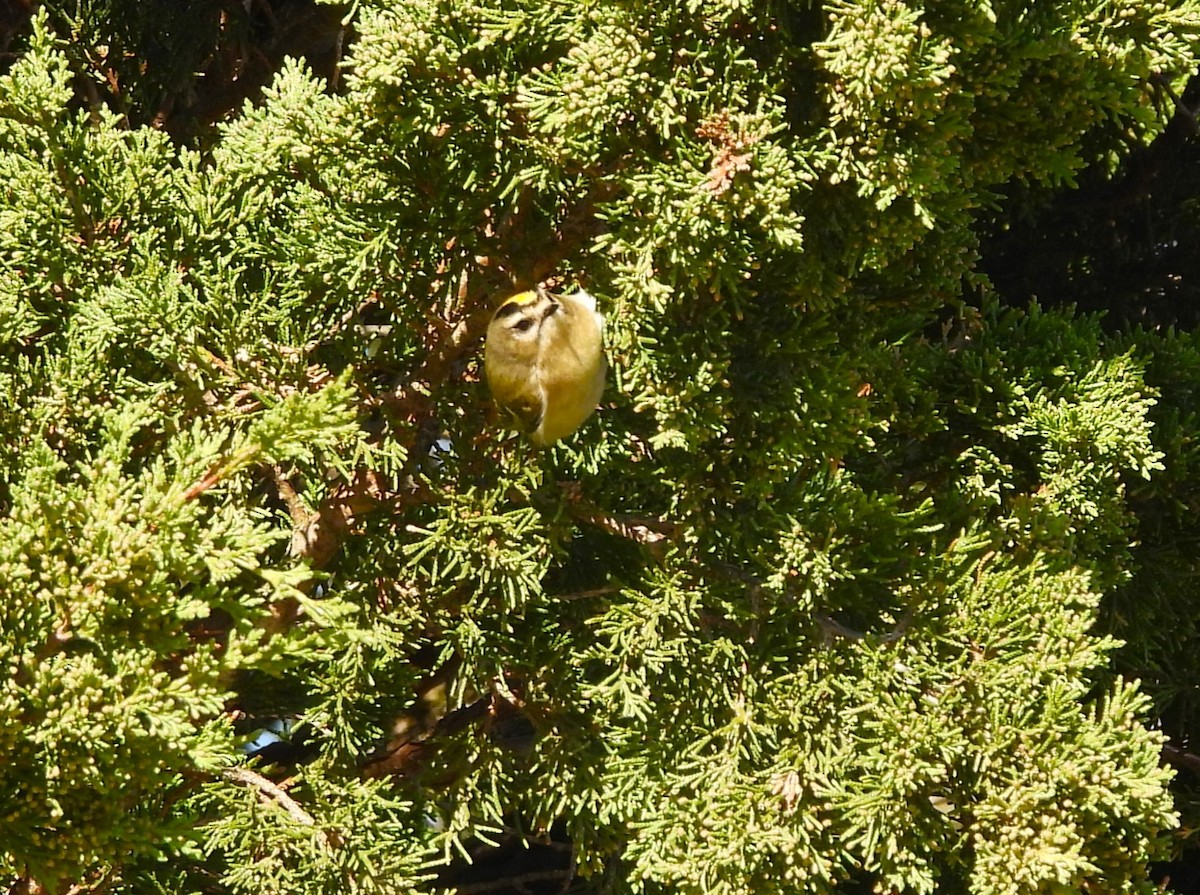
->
[1, 1, 1199, 893]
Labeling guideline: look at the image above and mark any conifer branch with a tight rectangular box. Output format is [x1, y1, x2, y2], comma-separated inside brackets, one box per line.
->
[0, 5, 1191, 891]
[307, 183, 617, 579]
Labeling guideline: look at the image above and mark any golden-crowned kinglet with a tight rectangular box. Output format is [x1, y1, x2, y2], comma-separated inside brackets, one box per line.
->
[484, 286, 606, 446]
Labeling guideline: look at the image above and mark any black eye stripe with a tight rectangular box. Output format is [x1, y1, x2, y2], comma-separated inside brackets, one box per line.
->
[494, 302, 524, 320]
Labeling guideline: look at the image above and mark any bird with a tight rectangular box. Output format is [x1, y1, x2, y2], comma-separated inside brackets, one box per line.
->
[484, 285, 606, 446]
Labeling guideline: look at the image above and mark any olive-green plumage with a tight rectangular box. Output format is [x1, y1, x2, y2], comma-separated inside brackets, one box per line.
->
[484, 286, 606, 446]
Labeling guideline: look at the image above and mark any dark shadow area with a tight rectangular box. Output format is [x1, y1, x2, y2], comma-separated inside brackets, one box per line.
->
[0, 0, 349, 145]
[978, 69, 1200, 330]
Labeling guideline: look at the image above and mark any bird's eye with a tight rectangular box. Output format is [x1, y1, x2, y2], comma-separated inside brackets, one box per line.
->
[513, 318, 534, 333]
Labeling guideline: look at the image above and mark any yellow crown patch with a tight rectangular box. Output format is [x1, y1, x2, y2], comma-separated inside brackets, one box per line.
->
[500, 290, 539, 308]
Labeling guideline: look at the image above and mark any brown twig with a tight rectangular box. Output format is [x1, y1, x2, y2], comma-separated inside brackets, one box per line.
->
[814, 612, 911, 645]
[1162, 743, 1200, 775]
[712, 561, 914, 647]
[562, 485, 680, 560]
[221, 767, 336, 850]
[279, 292, 383, 359]
[181, 467, 225, 501]
[1150, 71, 1200, 136]
[453, 869, 575, 895]
[362, 696, 492, 779]
[553, 584, 623, 602]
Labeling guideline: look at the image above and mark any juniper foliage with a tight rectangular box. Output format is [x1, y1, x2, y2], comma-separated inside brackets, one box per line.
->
[1, 2, 1199, 894]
